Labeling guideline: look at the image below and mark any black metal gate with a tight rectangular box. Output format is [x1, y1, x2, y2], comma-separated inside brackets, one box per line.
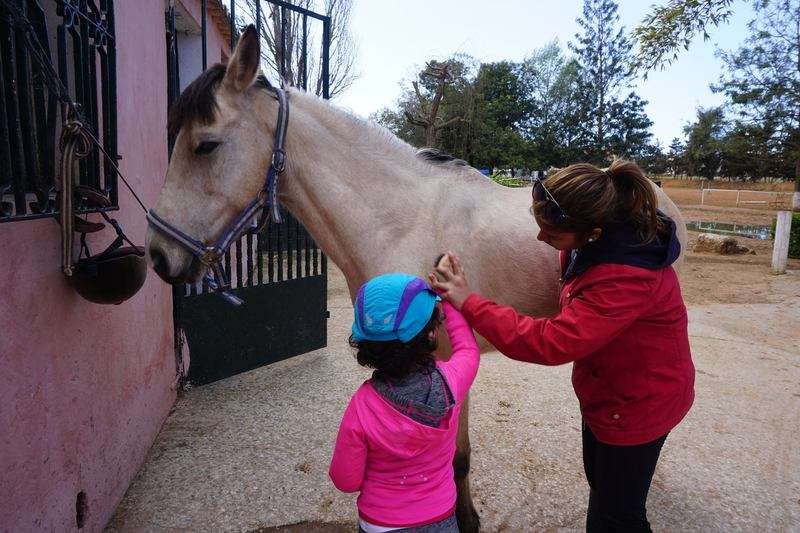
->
[166, 0, 330, 386]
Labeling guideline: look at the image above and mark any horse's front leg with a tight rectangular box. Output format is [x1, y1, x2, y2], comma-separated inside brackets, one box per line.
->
[454, 393, 480, 532]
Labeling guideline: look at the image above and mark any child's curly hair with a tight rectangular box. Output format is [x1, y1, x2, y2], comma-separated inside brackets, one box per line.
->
[349, 306, 443, 380]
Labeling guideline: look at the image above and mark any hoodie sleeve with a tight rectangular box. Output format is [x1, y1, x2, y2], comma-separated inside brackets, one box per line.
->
[438, 301, 480, 403]
[329, 396, 367, 493]
[460, 266, 656, 366]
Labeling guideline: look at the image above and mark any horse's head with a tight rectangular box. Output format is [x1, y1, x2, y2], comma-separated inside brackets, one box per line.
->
[147, 25, 276, 284]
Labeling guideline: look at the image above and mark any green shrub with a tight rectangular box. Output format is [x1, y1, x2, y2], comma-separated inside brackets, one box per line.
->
[489, 173, 527, 188]
[771, 212, 800, 259]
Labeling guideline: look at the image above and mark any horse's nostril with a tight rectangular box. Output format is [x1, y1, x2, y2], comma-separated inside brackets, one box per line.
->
[149, 246, 191, 285]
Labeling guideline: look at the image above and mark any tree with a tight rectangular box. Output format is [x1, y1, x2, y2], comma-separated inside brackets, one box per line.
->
[666, 137, 686, 176]
[404, 62, 467, 147]
[633, 0, 735, 72]
[374, 55, 533, 172]
[373, 2, 658, 174]
[713, 0, 800, 183]
[521, 41, 588, 167]
[372, 55, 478, 157]
[634, 0, 800, 206]
[570, 0, 634, 163]
[370, 108, 417, 143]
[239, 0, 358, 98]
[470, 61, 530, 172]
[553, 59, 592, 164]
[608, 92, 654, 160]
[639, 142, 670, 175]
[684, 107, 727, 179]
[719, 122, 782, 181]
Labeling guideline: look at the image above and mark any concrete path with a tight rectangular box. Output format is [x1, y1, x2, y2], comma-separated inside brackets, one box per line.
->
[107, 268, 800, 532]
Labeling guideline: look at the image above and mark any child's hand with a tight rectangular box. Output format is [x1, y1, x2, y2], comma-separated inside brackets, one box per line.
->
[428, 252, 472, 310]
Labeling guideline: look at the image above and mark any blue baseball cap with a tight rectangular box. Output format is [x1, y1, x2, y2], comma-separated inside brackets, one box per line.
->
[352, 273, 441, 343]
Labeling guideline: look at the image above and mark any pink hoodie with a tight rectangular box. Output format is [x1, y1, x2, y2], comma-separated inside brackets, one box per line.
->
[329, 302, 480, 528]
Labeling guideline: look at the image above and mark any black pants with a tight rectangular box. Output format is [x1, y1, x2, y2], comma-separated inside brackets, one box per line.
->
[582, 424, 668, 532]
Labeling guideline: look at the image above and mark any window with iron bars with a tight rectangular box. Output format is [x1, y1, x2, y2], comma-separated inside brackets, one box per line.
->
[0, 0, 117, 223]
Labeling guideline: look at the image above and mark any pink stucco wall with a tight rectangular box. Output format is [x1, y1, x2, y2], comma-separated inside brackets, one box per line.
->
[0, 2, 227, 531]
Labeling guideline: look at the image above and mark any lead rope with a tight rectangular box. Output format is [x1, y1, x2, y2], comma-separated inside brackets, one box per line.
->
[59, 110, 92, 276]
[58, 107, 147, 276]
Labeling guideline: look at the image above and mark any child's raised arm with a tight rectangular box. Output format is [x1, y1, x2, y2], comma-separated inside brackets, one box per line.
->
[329, 398, 367, 493]
[437, 301, 480, 404]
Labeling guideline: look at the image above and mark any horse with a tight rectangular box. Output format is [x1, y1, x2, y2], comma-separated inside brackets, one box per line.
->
[146, 26, 687, 532]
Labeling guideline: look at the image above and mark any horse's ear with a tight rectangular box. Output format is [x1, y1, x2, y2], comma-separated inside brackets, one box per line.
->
[224, 25, 260, 93]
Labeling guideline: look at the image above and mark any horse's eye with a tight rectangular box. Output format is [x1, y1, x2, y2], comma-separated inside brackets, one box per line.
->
[195, 141, 220, 155]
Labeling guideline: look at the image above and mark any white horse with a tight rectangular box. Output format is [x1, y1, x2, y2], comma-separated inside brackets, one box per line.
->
[146, 27, 687, 531]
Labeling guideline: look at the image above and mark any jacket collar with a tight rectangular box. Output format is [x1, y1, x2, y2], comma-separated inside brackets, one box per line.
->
[563, 213, 681, 281]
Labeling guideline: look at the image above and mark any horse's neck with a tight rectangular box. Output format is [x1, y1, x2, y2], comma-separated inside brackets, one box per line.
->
[276, 91, 496, 297]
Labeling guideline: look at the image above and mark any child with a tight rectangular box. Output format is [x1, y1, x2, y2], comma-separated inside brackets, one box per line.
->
[329, 272, 479, 532]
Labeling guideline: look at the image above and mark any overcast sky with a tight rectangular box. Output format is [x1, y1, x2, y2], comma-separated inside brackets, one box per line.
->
[333, 0, 755, 146]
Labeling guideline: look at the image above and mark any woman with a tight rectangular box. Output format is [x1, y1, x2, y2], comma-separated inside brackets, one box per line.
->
[429, 159, 695, 532]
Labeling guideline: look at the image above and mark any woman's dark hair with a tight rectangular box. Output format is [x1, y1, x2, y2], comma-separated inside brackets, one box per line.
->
[349, 306, 443, 380]
[535, 159, 664, 243]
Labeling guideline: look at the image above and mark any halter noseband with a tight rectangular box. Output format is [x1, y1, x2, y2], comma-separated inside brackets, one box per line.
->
[147, 87, 290, 306]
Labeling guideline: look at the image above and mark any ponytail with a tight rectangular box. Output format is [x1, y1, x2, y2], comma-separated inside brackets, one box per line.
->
[605, 159, 663, 243]
[542, 159, 664, 243]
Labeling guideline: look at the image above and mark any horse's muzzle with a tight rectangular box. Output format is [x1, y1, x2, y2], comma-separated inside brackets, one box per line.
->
[146, 231, 205, 285]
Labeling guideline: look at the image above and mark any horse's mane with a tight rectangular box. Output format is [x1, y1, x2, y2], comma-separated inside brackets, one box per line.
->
[168, 64, 226, 137]
[168, 63, 272, 137]
[415, 148, 469, 167]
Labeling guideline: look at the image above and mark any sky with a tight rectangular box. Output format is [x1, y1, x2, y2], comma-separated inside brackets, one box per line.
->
[333, 0, 756, 147]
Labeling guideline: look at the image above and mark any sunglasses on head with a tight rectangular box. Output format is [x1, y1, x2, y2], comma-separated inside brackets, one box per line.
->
[531, 177, 570, 225]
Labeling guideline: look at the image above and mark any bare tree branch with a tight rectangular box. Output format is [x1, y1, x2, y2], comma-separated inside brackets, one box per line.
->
[434, 116, 465, 130]
[404, 111, 430, 128]
[238, 0, 359, 98]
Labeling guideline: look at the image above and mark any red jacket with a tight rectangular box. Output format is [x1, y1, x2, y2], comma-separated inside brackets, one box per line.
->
[461, 221, 695, 445]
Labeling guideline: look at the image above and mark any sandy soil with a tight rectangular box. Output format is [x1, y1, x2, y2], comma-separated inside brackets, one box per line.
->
[663, 187, 794, 211]
[671, 203, 799, 306]
[658, 178, 794, 192]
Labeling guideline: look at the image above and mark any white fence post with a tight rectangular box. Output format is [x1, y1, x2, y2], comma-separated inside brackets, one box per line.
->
[772, 211, 792, 274]
[736, 190, 741, 207]
[701, 188, 706, 206]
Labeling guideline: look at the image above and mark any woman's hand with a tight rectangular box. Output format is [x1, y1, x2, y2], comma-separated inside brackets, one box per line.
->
[428, 252, 472, 310]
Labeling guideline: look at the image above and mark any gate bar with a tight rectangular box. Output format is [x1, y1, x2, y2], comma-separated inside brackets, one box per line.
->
[280, 5, 287, 80]
[322, 17, 330, 99]
[230, 0, 236, 50]
[235, 238, 243, 288]
[246, 231, 254, 287]
[265, 0, 328, 21]
[301, 13, 307, 90]
[255, 0, 261, 38]
[201, 0, 207, 69]
[4, 19, 28, 214]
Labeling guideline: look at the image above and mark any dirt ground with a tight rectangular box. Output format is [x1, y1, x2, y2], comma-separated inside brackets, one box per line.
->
[107, 201, 800, 532]
[662, 185, 794, 211]
[667, 200, 800, 306]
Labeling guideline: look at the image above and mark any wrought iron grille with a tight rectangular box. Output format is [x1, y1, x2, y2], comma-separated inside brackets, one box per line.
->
[0, 0, 117, 223]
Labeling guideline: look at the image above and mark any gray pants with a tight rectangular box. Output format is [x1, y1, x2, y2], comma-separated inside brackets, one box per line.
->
[358, 514, 458, 533]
